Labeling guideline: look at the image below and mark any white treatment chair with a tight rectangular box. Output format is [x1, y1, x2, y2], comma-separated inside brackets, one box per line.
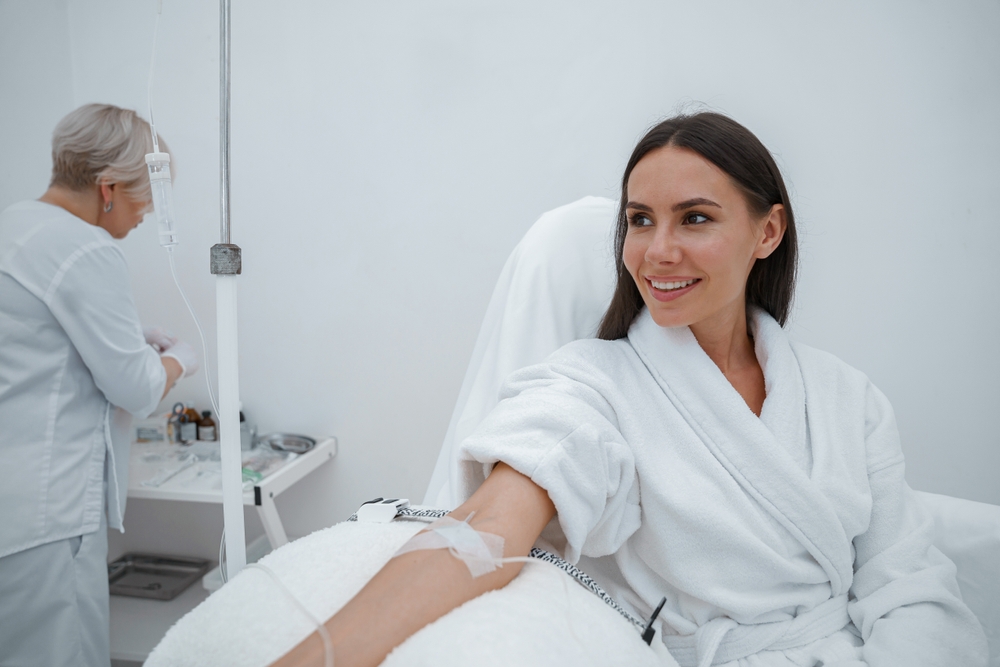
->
[147, 197, 999, 666]
[423, 196, 619, 510]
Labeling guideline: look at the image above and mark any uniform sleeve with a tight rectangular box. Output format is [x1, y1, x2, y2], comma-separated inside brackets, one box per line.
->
[458, 356, 640, 564]
[847, 382, 988, 666]
[44, 243, 166, 418]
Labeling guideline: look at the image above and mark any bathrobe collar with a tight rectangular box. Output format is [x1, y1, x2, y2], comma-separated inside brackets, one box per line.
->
[627, 308, 854, 596]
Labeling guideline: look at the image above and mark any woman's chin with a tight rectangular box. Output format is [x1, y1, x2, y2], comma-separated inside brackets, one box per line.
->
[643, 302, 695, 330]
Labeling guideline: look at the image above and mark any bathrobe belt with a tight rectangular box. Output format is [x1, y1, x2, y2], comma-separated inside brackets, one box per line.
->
[662, 595, 851, 667]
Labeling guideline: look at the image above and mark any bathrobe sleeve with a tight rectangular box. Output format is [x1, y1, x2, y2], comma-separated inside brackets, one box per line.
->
[459, 350, 641, 564]
[847, 382, 988, 666]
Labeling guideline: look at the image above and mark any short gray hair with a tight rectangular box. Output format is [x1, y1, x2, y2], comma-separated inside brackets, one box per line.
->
[50, 103, 171, 202]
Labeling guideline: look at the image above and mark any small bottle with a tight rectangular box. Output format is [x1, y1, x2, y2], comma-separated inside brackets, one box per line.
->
[198, 410, 217, 441]
[180, 405, 200, 442]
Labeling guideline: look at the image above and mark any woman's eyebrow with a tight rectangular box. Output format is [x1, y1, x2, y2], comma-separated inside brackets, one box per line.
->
[672, 197, 721, 212]
[626, 198, 723, 212]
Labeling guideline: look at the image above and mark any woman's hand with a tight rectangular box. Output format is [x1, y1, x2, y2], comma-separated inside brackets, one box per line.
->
[271, 462, 556, 667]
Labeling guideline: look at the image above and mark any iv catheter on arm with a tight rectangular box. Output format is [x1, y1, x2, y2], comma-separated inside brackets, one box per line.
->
[270, 463, 556, 667]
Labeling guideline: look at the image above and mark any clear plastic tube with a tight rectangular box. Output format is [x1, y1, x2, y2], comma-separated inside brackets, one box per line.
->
[147, 0, 162, 154]
[167, 249, 220, 417]
[246, 563, 334, 667]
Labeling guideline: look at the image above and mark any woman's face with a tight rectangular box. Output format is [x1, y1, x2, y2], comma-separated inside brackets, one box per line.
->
[623, 145, 785, 332]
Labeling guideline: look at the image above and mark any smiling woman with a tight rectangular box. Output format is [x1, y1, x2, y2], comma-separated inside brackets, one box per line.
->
[600, 113, 797, 341]
[270, 112, 987, 667]
[604, 114, 795, 417]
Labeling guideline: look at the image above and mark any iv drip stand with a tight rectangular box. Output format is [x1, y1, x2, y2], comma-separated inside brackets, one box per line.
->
[212, 0, 247, 578]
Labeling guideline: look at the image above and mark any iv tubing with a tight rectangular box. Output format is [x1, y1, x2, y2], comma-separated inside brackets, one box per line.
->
[147, 0, 162, 154]
[167, 249, 220, 417]
[148, 2, 219, 421]
[246, 563, 334, 667]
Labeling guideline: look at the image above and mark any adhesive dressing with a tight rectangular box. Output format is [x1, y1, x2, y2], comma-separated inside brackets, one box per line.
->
[394, 513, 506, 578]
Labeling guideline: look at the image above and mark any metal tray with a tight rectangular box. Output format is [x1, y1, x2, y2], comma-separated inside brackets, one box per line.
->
[108, 553, 212, 601]
[257, 432, 316, 454]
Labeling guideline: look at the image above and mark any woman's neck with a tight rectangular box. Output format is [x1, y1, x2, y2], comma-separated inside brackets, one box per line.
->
[689, 304, 756, 375]
[689, 302, 766, 416]
[39, 185, 100, 226]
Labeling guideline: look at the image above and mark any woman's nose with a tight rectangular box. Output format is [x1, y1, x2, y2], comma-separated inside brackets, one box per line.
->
[645, 225, 682, 264]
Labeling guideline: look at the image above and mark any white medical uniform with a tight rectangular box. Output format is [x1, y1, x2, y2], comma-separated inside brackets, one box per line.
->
[0, 200, 165, 667]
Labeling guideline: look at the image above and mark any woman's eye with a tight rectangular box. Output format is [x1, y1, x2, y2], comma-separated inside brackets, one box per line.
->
[628, 214, 654, 227]
[683, 212, 709, 225]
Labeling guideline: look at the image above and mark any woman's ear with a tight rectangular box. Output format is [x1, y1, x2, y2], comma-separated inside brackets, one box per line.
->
[754, 204, 787, 260]
[99, 181, 115, 209]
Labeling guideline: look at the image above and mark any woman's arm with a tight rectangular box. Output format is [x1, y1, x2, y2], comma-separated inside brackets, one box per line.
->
[272, 462, 556, 667]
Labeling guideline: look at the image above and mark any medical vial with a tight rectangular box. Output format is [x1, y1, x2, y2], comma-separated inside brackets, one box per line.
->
[145, 152, 179, 247]
[180, 405, 200, 442]
[198, 410, 217, 441]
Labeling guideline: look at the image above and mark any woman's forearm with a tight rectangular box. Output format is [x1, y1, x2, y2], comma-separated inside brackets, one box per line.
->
[276, 534, 520, 667]
[272, 463, 556, 667]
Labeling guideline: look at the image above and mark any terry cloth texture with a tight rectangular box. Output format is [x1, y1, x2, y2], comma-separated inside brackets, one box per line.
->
[458, 307, 987, 666]
[145, 520, 671, 667]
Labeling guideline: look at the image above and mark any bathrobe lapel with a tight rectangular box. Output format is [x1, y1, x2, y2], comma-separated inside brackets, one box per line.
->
[627, 309, 853, 596]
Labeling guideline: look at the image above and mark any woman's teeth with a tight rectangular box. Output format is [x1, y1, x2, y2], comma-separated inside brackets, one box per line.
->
[650, 278, 697, 291]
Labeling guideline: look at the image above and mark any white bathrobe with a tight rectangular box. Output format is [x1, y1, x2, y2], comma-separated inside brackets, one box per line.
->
[458, 307, 987, 667]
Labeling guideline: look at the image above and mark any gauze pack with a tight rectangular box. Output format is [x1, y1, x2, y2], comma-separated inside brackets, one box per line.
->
[394, 513, 505, 577]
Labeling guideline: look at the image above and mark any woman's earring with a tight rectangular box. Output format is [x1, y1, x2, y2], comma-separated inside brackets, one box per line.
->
[104, 200, 113, 213]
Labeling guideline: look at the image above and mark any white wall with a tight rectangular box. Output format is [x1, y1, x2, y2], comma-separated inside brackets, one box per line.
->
[1, 0, 997, 558]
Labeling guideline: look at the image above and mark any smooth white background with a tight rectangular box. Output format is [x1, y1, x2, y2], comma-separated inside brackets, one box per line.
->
[1, 0, 998, 560]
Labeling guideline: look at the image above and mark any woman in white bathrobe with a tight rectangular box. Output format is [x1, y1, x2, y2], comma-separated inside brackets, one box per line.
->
[274, 113, 987, 667]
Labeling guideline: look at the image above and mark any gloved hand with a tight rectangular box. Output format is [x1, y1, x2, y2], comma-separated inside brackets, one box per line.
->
[161, 340, 199, 378]
[144, 326, 179, 353]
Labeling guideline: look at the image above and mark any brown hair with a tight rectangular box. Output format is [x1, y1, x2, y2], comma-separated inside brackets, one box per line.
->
[597, 112, 798, 340]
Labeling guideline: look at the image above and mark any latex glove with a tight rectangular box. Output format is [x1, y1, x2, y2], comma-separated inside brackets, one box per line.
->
[144, 326, 178, 353]
[161, 340, 199, 378]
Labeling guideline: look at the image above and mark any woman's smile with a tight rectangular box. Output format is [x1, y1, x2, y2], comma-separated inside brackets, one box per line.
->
[645, 276, 701, 301]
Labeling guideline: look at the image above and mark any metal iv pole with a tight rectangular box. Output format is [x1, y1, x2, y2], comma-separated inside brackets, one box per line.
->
[213, 0, 247, 578]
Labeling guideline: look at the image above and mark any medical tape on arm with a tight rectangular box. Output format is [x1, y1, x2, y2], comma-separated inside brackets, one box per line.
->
[393, 513, 516, 578]
[393, 514, 594, 652]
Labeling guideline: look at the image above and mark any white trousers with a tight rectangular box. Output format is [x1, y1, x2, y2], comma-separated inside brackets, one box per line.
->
[0, 513, 110, 667]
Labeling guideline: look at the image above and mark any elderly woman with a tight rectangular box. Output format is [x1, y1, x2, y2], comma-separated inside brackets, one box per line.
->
[0, 103, 198, 667]
[275, 113, 986, 667]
